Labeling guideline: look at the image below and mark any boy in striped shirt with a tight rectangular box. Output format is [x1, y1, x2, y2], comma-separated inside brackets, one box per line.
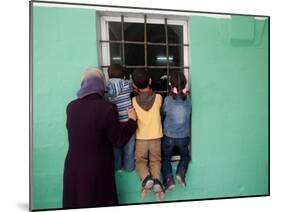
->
[106, 64, 135, 172]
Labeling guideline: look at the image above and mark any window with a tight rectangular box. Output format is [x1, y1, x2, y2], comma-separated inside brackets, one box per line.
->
[100, 15, 190, 96]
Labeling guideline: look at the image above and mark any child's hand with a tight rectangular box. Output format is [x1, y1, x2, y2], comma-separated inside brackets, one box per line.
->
[132, 84, 139, 93]
[127, 108, 137, 121]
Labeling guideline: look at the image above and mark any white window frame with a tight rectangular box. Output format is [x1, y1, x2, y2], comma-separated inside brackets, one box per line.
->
[99, 14, 189, 85]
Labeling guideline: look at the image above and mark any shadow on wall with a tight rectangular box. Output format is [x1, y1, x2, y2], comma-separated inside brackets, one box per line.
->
[220, 16, 267, 46]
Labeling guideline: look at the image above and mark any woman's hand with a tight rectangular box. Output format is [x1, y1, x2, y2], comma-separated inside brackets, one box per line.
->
[127, 108, 137, 121]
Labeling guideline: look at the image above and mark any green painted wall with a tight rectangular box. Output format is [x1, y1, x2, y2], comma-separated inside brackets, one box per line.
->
[32, 7, 268, 210]
[32, 6, 98, 210]
[188, 16, 268, 198]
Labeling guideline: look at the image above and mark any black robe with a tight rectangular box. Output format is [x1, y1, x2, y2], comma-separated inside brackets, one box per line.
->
[63, 94, 137, 209]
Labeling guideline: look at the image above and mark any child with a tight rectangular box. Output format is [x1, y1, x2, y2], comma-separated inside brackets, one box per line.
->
[132, 69, 164, 200]
[161, 71, 192, 192]
[106, 64, 135, 172]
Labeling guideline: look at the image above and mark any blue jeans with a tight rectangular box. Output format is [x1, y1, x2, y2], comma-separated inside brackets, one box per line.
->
[114, 134, 135, 172]
[161, 136, 191, 181]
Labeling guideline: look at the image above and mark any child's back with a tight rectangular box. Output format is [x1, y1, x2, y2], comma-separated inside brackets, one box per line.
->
[162, 95, 191, 138]
[107, 78, 132, 121]
[106, 64, 135, 172]
[132, 93, 162, 139]
[132, 69, 164, 201]
[161, 71, 191, 192]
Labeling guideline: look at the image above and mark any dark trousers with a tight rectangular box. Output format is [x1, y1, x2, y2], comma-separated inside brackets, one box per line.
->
[114, 134, 135, 171]
[161, 136, 191, 181]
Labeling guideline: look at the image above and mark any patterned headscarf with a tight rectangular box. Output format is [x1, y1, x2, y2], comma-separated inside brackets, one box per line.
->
[77, 67, 106, 98]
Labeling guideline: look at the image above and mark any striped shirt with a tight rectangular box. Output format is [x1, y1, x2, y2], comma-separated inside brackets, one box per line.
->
[106, 78, 133, 121]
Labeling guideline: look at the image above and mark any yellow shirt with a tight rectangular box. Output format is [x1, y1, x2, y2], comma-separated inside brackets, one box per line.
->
[132, 94, 163, 140]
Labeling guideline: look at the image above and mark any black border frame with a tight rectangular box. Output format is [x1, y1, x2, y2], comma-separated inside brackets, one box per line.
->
[29, 0, 270, 211]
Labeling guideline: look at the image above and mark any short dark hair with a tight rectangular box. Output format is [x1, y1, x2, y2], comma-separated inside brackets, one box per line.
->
[107, 64, 124, 79]
[132, 69, 150, 89]
[169, 71, 187, 100]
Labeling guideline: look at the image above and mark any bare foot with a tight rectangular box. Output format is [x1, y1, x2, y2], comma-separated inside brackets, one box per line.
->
[141, 189, 150, 199]
[155, 191, 165, 201]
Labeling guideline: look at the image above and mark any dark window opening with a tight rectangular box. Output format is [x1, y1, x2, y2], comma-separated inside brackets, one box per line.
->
[124, 23, 144, 42]
[125, 44, 145, 66]
[103, 18, 189, 95]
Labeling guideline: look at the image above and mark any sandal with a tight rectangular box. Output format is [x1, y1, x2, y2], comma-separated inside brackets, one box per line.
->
[153, 179, 164, 193]
[142, 175, 154, 190]
[153, 179, 165, 201]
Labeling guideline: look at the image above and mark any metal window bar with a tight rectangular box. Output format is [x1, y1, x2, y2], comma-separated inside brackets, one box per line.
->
[101, 65, 190, 69]
[121, 15, 125, 67]
[153, 90, 167, 93]
[100, 40, 189, 47]
[144, 15, 148, 71]
[147, 42, 189, 46]
[164, 18, 169, 92]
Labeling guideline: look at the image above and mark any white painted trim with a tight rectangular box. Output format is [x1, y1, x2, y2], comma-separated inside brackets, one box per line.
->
[100, 16, 110, 80]
[186, 18, 192, 90]
[102, 16, 188, 25]
[33, 2, 233, 19]
[182, 19, 189, 79]
[255, 17, 268, 20]
[33, 2, 269, 20]
[167, 19, 188, 26]
[102, 16, 122, 23]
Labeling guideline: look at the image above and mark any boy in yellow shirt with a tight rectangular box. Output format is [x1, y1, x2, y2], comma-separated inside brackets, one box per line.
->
[132, 69, 164, 200]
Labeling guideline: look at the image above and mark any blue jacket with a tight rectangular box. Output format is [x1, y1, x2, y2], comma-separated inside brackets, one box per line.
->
[162, 95, 192, 138]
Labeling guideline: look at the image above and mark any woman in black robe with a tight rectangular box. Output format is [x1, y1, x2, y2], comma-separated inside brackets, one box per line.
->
[63, 68, 137, 209]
